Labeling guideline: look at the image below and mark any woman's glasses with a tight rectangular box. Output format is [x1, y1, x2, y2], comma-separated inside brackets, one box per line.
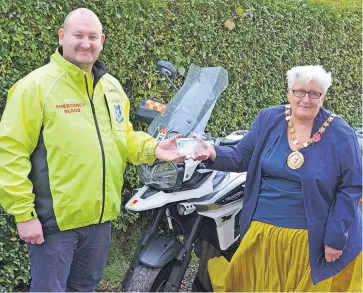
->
[291, 89, 323, 99]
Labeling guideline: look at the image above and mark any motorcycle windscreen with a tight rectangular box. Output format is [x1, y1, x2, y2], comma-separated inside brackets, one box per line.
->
[148, 64, 228, 138]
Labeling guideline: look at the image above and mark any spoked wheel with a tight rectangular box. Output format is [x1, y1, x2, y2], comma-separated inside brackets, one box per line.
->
[122, 261, 175, 292]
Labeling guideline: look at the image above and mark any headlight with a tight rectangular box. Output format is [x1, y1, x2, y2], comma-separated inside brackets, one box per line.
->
[138, 161, 184, 191]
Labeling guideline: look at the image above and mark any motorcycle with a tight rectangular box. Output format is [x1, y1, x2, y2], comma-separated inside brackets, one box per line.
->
[121, 61, 247, 292]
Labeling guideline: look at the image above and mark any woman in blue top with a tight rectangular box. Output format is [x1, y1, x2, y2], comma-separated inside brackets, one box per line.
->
[198, 65, 362, 291]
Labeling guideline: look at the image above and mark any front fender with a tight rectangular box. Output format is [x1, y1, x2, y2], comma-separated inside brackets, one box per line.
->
[139, 235, 183, 268]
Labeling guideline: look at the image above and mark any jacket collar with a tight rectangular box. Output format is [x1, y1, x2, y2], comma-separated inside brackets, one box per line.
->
[50, 46, 109, 87]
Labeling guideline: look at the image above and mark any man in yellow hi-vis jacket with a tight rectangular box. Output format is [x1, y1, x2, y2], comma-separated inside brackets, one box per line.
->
[0, 8, 183, 292]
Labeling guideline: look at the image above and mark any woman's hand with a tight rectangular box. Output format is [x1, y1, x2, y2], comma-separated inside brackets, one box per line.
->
[191, 136, 217, 162]
[324, 245, 343, 262]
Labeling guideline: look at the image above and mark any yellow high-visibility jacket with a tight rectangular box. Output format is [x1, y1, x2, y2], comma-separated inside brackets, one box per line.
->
[0, 48, 157, 233]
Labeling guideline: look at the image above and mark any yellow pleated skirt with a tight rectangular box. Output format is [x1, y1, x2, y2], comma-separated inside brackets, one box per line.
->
[208, 221, 362, 292]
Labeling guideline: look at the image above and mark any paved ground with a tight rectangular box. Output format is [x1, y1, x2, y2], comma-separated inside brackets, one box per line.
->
[179, 261, 198, 292]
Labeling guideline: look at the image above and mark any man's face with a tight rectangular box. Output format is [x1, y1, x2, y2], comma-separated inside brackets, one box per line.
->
[58, 15, 105, 68]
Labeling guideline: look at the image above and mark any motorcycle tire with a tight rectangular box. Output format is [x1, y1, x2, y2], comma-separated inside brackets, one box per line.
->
[122, 261, 175, 292]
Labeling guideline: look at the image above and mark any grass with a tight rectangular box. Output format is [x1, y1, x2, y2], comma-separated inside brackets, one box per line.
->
[97, 219, 147, 291]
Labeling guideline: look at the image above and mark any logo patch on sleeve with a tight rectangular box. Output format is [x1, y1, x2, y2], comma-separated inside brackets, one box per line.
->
[114, 104, 124, 123]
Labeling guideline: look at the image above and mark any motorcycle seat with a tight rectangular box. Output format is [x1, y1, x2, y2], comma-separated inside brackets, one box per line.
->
[215, 130, 248, 146]
[217, 137, 241, 146]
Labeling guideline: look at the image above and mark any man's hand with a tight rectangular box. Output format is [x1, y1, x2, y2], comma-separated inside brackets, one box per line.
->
[155, 134, 186, 162]
[17, 218, 44, 244]
[324, 245, 342, 262]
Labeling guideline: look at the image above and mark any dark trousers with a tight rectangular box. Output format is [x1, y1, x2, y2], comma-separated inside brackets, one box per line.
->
[27, 222, 111, 292]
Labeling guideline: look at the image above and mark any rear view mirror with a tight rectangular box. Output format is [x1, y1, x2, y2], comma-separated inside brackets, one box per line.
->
[157, 61, 178, 91]
[157, 61, 177, 80]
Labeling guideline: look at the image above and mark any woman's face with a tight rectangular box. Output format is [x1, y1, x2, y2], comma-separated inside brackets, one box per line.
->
[287, 81, 325, 122]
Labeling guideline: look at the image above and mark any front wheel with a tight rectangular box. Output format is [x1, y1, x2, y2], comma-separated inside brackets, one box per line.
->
[122, 262, 175, 292]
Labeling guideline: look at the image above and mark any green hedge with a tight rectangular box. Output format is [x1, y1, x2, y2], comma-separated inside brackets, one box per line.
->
[0, 210, 30, 291]
[0, 0, 361, 291]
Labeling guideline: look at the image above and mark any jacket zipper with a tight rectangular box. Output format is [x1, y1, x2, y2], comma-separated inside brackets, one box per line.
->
[85, 76, 106, 223]
[104, 94, 113, 130]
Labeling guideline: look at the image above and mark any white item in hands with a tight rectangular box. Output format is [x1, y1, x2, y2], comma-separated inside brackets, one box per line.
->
[176, 137, 198, 157]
